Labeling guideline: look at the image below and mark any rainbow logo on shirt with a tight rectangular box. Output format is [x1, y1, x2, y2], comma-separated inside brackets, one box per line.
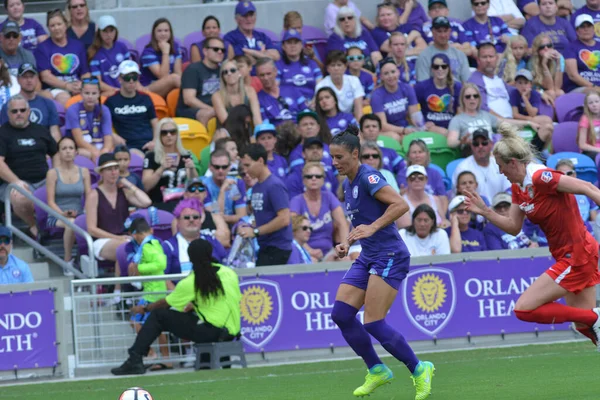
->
[579, 49, 600, 71]
[427, 93, 452, 113]
[51, 53, 80, 74]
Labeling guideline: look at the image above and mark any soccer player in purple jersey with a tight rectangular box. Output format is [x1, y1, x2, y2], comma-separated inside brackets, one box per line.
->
[330, 125, 434, 399]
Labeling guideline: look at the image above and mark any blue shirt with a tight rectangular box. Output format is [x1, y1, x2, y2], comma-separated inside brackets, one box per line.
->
[0, 95, 59, 127]
[0, 254, 33, 284]
[223, 28, 276, 57]
[250, 174, 293, 250]
[344, 164, 408, 257]
[203, 176, 246, 216]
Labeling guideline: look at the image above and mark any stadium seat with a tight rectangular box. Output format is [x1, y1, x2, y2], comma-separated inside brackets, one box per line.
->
[551, 122, 580, 154]
[538, 100, 554, 119]
[117, 38, 138, 62]
[207, 117, 217, 137]
[65, 94, 107, 110]
[53, 99, 66, 126]
[555, 92, 585, 123]
[445, 158, 465, 181]
[166, 88, 180, 117]
[403, 131, 459, 170]
[183, 30, 205, 55]
[131, 208, 175, 241]
[428, 163, 451, 191]
[547, 152, 597, 183]
[255, 28, 280, 46]
[199, 145, 211, 176]
[129, 151, 144, 179]
[300, 25, 328, 63]
[33, 186, 63, 240]
[173, 117, 210, 158]
[146, 91, 170, 119]
[376, 135, 402, 156]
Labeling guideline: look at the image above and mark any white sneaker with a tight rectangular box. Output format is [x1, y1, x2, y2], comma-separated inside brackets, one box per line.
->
[591, 308, 600, 352]
[63, 260, 75, 276]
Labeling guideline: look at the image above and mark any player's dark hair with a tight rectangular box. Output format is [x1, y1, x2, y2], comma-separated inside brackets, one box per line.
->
[243, 143, 268, 165]
[188, 239, 224, 301]
[406, 204, 438, 235]
[331, 124, 361, 156]
[359, 114, 382, 131]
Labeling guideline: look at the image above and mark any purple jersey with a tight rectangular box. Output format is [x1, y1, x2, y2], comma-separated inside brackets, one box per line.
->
[327, 112, 357, 136]
[276, 58, 322, 102]
[290, 191, 341, 254]
[370, 82, 418, 127]
[140, 42, 182, 86]
[463, 17, 511, 53]
[444, 226, 487, 252]
[371, 25, 416, 50]
[65, 102, 112, 149]
[286, 163, 338, 199]
[267, 153, 288, 179]
[326, 30, 379, 56]
[422, 19, 468, 44]
[34, 38, 89, 86]
[288, 142, 333, 170]
[521, 15, 576, 53]
[346, 69, 375, 99]
[223, 28, 276, 57]
[0, 18, 46, 51]
[396, 165, 446, 196]
[344, 164, 409, 257]
[483, 224, 531, 250]
[396, 3, 429, 28]
[257, 85, 306, 126]
[90, 41, 131, 88]
[288, 240, 312, 264]
[509, 88, 542, 116]
[415, 78, 461, 129]
[380, 147, 405, 176]
[250, 174, 293, 250]
[563, 39, 600, 92]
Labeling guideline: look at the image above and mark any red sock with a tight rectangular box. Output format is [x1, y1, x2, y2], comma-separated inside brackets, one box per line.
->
[576, 327, 597, 345]
[514, 302, 598, 326]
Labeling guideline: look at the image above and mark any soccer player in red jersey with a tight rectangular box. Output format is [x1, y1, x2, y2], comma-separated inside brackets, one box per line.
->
[464, 123, 600, 348]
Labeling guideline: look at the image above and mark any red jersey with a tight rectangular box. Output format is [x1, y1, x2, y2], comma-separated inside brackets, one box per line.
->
[512, 163, 598, 265]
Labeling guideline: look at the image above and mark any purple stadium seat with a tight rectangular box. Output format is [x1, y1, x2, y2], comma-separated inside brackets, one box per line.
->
[53, 99, 66, 126]
[555, 92, 585, 123]
[184, 31, 205, 56]
[129, 152, 143, 179]
[255, 28, 280, 46]
[551, 121, 580, 153]
[538, 100, 554, 119]
[117, 38, 138, 63]
[132, 208, 175, 241]
[74, 214, 89, 256]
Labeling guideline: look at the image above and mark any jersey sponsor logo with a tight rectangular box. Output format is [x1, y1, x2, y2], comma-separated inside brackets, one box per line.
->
[292, 73, 308, 86]
[113, 104, 148, 115]
[352, 185, 358, 198]
[541, 171, 552, 183]
[368, 174, 380, 184]
[519, 202, 535, 213]
[29, 108, 43, 124]
[17, 138, 35, 146]
[239, 280, 283, 349]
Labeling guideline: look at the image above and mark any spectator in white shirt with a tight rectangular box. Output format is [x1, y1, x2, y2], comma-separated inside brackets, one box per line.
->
[487, 0, 526, 35]
[399, 203, 451, 257]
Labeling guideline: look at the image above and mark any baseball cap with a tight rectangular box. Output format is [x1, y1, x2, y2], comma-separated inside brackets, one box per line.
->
[575, 14, 594, 29]
[472, 127, 490, 141]
[303, 137, 324, 150]
[406, 164, 428, 178]
[0, 226, 12, 239]
[297, 110, 319, 124]
[235, 1, 256, 16]
[432, 16, 451, 29]
[431, 53, 450, 67]
[2, 21, 19, 35]
[95, 153, 119, 172]
[254, 122, 277, 139]
[186, 177, 206, 190]
[98, 15, 117, 31]
[514, 69, 533, 82]
[118, 60, 140, 76]
[18, 63, 37, 76]
[282, 28, 302, 43]
[428, 0, 447, 8]
[492, 192, 512, 208]
[449, 195, 466, 212]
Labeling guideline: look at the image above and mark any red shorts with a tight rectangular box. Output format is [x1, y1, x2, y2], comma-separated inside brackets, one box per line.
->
[545, 255, 600, 294]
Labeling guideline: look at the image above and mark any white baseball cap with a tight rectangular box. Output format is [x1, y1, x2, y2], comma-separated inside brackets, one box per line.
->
[449, 195, 466, 212]
[98, 15, 117, 31]
[406, 164, 428, 178]
[575, 14, 594, 29]
[118, 60, 140, 76]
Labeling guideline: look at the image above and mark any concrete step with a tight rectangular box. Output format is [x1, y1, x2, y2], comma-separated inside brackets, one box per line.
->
[12, 246, 36, 263]
[29, 261, 50, 281]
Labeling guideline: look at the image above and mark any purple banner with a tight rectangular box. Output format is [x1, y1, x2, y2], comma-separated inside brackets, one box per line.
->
[239, 257, 568, 352]
[0, 290, 58, 370]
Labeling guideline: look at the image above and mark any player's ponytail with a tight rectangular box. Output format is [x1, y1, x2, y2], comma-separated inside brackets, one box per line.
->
[492, 122, 537, 164]
[331, 124, 361, 156]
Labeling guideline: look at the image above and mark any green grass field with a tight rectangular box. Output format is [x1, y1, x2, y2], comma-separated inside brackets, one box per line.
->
[1, 342, 598, 400]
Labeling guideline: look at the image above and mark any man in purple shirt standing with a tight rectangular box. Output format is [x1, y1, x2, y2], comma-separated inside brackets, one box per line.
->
[520, 0, 576, 52]
[238, 143, 292, 266]
[223, 1, 280, 65]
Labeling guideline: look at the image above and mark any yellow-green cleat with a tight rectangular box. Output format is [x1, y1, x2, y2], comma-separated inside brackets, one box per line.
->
[411, 361, 435, 400]
[353, 364, 394, 397]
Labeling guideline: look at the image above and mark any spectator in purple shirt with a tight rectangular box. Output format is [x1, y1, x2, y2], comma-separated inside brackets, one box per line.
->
[239, 143, 293, 266]
[521, 0, 576, 53]
[190, 16, 234, 63]
[570, 0, 600, 39]
[446, 195, 487, 253]
[315, 87, 357, 136]
[139, 18, 181, 98]
[254, 123, 288, 180]
[345, 47, 375, 101]
[359, 114, 406, 177]
[288, 110, 333, 170]
[564, 14, 600, 93]
[35, 9, 90, 107]
[288, 215, 314, 264]
[483, 192, 536, 250]
[371, 3, 425, 56]
[463, 0, 512, 53]
[393, 0, 430, 28]
[287, 137, 339, 199]
[66, 0, 96, 50]
[326, 6, 383, 68]
[0, 0, 47, 51]
[510, 69, 555, 141]
[290, 161, 348, 260]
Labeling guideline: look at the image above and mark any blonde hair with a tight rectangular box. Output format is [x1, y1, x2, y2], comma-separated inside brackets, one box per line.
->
[458, 83, 482, 112]
[389, 32, 409, 83]
[152, 118, 190, 164]
[497, 35, 527, 83]
[302, 161, 325, 176]
[580, 92, 600, 146]
[292, 215, 309, 231]
[334, 6, 361, 38]
[217, 60, 247, 111]
[492, 122, 536, 164]
[530, 33, 558, 90]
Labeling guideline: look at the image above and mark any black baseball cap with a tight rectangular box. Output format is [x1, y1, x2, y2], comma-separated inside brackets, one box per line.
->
[432, 16, 451, 29]
[472, 128, 490, 141]
[428, 0, 447, 8]
[303, 137, 324, 150]
[18, 63, 37, 76]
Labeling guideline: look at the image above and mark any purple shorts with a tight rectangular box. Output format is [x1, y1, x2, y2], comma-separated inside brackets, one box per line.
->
[342, 252, 410, 291]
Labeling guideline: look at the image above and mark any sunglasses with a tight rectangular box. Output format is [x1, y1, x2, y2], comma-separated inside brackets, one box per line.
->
[300, 226, 313, 232]
[82, 77, 99, 85]
[69, 3, 86, 9]
[361, 154, 380, 160]
[121, 74, 139, 82]
[221, 67, 238, 76]
[160, 129, 177, 136]
[210, 46, 226, 53]
[347, 55, 365, 62]
[10, 108, 27, 114]
[4, 32, 18, 39]
[465, 94, 480, 99]
[188, 185, 205, 193]
[303, 174, 324, 179]
[182, 215, 201, 221]
[0, 237, 10, 245]
[565, 170, 575, 176]
[472, 1, 488, 6]
[472, 140, 489, 147]
[408, 175, 426, 182]
[338, 16, 355, 22]
[454, 209, 469, 215]
[211, 164, 230, 170]
[432, 64, 448, 70]
[539, 43, 554, 50]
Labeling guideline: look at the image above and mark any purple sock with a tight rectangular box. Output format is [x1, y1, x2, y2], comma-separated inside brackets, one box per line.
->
[331, 301, 382, 369]
[364, 319, 420, 373]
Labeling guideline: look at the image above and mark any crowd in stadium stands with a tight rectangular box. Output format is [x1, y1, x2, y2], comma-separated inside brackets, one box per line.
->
[4, 0, 600, 285]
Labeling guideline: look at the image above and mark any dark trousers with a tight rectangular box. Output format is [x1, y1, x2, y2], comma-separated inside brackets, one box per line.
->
[130, 308, 233, 358]
[256, 246, 292, 266]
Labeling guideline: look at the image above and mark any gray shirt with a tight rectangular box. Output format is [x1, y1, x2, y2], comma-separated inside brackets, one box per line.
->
[448, 111, 498, 141]
[0, 46, 36, 77]
[416, 45, 471, 83]
[177, 61, 220, 110]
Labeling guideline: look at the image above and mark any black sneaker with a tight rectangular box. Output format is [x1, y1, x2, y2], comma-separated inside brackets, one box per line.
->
[111, 357, 146, 375]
